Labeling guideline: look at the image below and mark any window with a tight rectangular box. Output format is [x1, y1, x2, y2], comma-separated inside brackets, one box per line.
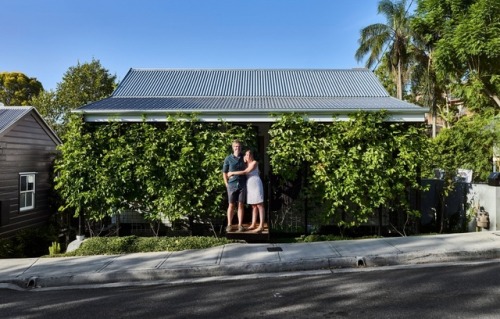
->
[20, 173, 36, 211]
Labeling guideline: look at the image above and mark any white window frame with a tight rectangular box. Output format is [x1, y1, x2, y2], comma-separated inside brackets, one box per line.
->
[19, 173, 36, 211]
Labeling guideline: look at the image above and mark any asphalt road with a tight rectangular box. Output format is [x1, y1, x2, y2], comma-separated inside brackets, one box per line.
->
[1, 260, 500, 319]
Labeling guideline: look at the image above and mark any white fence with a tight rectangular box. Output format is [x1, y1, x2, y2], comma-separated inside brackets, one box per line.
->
[467, 184, 500, 231]
[419, 180, 499, 233]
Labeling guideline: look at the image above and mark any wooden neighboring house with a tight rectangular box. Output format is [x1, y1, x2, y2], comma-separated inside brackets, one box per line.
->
[73, 68, 428, 238]
[0, 106, 61, 238]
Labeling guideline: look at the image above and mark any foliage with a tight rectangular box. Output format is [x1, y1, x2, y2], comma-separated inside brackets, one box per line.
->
[56, 58, 117, 110]
[295, 234, 349, 243]
[317, 112, 429, 226]
[31, 58, 117, 137]
[48, 241, 61, 256]
[0, 238, 15, 258]
[423, 114, 498, 183]
[409, 9, 449, 135]
[0, 72, 43, 106]
[268, 113, 317, 181]
[355, 0, 413, 99]
[62, 236, 236, 256]
[54, 114, 102, 221]
[0, 226, 58, 258]
[295, 234, 382, 242]
[374, 56, 397, 97]
[358, 0, 500, 133]
[414, 0, 500, 113]
[55, 115, 255, 233]
[31, 90, 62, 133]
[268, 112, 429, 228]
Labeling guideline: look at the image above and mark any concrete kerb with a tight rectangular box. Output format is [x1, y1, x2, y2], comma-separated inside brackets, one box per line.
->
[7, 250, 500, 290]
[2, 259, 335, 289]
[3, 234, 500, 290]
[365, 249, 500, 267]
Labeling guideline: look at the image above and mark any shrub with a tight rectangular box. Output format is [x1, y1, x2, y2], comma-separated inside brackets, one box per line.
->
[48, 241, 61, 256]
[0, 226, 58, 258]
[66, 236, 236, 256]
[15, 227, 58, 257]
[0, 238, 15, 258]
[296, 234, 347, 242]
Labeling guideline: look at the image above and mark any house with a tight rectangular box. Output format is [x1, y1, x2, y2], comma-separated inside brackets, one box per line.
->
[73, 68, 428, 237]
[0, 106, 61, 238]
[75, 68, 427, 174]
[76, 68, 426, 123]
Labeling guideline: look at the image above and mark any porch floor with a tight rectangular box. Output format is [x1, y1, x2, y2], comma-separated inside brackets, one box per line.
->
[225, 223, 270, 242]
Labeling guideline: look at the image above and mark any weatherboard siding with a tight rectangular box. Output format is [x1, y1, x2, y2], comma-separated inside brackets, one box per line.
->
[0, 113, 58, 238]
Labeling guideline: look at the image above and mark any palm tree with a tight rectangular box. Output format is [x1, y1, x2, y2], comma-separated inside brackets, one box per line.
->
[409, 26, 444, 137]
[355, 0, 413, 100]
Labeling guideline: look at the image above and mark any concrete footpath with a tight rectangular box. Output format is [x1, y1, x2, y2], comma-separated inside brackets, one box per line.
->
[1, 231, 500, 290]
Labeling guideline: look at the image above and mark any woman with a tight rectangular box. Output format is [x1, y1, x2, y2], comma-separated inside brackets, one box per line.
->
[227, 150, 265, 233]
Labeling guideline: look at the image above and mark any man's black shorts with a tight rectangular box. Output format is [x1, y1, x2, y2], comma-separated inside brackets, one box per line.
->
[227, 182, 246, 204]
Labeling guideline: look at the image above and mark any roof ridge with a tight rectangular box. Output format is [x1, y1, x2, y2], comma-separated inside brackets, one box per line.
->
[112, 95, 385, 99]
[129, 68, 371, 72]
[0, 106, 34, 135]
[0, 106, 34, 109]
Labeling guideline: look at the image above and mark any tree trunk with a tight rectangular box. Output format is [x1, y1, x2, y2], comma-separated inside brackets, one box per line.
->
[432, 111, 437, 138]
[484, 88, 500, 107]
[303, 164, 309, 236]
[431, 93, 437, 138]
[397, 60, 403, 100]
[378, 206, 383, 236]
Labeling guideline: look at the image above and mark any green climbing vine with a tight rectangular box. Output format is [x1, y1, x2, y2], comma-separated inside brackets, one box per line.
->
[268, 111, 430, 228]
[55, 114, 255, 233]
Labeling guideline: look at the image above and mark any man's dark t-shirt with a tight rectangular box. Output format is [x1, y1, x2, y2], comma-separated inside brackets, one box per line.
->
[222, 154, 246, 187]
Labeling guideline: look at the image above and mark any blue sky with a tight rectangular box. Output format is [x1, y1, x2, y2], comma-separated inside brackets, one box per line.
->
[2, 0, 393, 91]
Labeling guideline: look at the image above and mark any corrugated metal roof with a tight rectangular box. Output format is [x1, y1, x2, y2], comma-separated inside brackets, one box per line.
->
[80, 96, 421, 112]
[0, 106, 62, 144]
[75, 68, 427, 122]
[0, 106, 32, 134]
[112, 69, 390, 98]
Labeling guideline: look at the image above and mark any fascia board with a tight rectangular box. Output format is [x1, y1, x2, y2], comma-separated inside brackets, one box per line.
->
[80, 110, 428, 123]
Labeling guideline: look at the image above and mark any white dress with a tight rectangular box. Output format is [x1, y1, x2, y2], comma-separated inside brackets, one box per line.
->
[246, 165, 264, 204]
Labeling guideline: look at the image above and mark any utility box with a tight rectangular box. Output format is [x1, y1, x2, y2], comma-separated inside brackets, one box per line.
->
[488, 172, 500, 186]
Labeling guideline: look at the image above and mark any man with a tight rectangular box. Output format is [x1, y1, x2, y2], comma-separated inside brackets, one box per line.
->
[222, 139, 247, 232]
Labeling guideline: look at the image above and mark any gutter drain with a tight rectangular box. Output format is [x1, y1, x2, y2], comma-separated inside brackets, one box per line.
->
[357, 257, 365, 267]
[26, 277, 37, 288]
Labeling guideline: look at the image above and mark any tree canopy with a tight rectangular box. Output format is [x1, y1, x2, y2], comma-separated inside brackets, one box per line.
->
[424, 114, 499, 183]
[31, 58, 117, 136]
[355, 0, 413, 99]
[414, 0, 500, 113]
[54, 58, 117, 135]
[56, 58, 117, 110]
[0, 72, 43, 106]
[359, 0, 500, 122]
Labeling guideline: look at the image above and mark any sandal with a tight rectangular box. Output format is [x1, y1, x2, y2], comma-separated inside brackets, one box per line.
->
[237, 225, 246, 232]
[226, 225, 232, 232]
[254, 228, 263, 234]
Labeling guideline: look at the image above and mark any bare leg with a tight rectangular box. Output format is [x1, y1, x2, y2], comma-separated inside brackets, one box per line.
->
[227, 203, 235, 229]
[248, 205, 258, 229]
[255, 203, 265, 232]
[237, 202, 245, 228]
